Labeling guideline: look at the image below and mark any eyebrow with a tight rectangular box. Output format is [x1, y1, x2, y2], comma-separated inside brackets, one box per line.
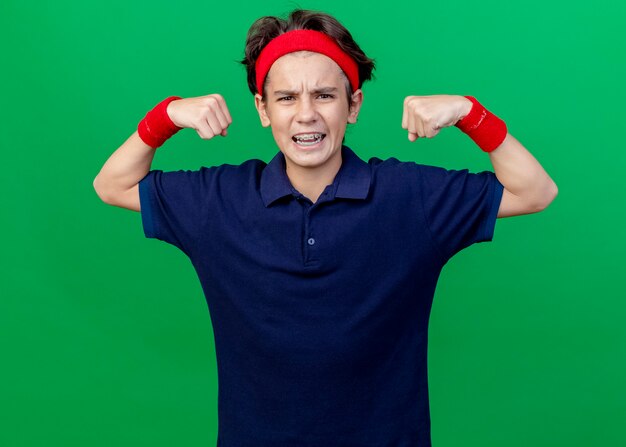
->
[273, 87, 339, 96]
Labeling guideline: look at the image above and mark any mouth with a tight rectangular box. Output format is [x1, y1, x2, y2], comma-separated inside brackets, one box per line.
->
[292, 132, 326, 147]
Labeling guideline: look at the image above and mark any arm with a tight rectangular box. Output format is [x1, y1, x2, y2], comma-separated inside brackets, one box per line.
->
[93, 131, 156, 211]
[454, 97, 558, 218]
[487, 132, 558, 218]
[402, 94, 558, 218]
[93, 94, 233, 212]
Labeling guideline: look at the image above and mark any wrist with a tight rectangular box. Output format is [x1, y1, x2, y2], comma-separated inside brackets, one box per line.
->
[457, 96, 473, 122]
[137, 96, 183, 149]
[455, 95, 507, 153]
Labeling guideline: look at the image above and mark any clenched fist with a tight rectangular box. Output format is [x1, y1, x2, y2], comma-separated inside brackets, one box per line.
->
[167, 94, 233, 140]
[401, 95, 472, 141]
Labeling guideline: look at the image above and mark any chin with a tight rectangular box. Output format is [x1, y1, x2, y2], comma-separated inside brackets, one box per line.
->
[288, 153, 326, 166]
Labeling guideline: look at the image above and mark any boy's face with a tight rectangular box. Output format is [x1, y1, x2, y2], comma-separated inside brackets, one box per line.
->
[254, 51, 363, 174]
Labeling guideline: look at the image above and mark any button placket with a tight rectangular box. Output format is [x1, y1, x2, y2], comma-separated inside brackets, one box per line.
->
[303, 206, 319, 265]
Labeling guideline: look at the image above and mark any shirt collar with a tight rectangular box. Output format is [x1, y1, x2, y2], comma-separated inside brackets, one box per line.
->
[260, 145, 371, 207]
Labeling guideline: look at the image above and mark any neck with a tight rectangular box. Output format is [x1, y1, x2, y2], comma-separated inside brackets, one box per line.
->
[285, 149, 343, 203]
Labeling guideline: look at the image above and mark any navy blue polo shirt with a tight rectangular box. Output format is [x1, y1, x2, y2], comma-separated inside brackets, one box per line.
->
[138, 144, 504, 447]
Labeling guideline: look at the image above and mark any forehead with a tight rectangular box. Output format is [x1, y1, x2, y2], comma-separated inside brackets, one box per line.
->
[267, 51, 344, 87]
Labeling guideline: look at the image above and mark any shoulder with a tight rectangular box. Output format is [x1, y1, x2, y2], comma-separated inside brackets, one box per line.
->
[365, 154, 450, 180]
[212, 158, 267, 187]
[364, 154, 497, 199]
[186, 158, 267, 182]
[200, 157, 266, 174]
[141, 158, 267, 193]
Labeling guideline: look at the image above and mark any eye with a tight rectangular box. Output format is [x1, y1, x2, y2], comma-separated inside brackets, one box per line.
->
[278, 96, 294, 101]
[318, 94, 334, 99]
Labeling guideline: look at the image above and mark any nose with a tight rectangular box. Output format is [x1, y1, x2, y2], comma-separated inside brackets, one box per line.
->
[295, 96, 317, 123]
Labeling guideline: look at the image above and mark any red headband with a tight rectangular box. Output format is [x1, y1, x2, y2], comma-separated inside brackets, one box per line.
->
[254, 29, 360, 95]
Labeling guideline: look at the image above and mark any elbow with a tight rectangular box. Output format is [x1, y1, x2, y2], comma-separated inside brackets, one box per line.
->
[534, 179, 559, 212]
[93, 176, 112, 204]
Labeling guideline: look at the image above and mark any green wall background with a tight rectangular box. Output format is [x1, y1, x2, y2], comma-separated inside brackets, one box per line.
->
[1, 0, 624, 445]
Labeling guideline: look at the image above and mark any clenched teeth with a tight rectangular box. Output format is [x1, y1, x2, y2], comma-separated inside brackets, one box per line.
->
[292, 133, 325, 143]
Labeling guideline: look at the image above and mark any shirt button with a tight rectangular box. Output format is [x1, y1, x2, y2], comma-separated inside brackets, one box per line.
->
[307, 237, 315, 245]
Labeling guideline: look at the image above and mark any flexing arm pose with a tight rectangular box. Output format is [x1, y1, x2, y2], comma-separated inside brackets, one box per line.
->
[91, 9, 559, 446]
[402, 94, 558, 218]
[93, 94, 232, 211]
[95, 93, 557, 218]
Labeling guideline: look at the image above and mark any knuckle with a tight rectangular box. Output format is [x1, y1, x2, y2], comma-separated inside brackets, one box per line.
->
[202, 96, 217, 107]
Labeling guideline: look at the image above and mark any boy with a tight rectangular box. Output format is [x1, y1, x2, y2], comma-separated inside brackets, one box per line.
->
[94, 9, 557, 447]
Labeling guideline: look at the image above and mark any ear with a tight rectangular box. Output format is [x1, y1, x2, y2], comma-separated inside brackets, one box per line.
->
[254, 93, 271, 127]
[347, 89, 364, 124]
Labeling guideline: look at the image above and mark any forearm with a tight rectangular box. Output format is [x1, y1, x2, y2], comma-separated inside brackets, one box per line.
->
[452, 95, 557, 209]
[93, 131, 156, 201]
[488, 132, 558, 209]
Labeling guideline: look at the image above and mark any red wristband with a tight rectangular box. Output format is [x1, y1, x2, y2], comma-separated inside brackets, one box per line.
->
[137, 96, 183, 149]
[455, 96, 508, 153]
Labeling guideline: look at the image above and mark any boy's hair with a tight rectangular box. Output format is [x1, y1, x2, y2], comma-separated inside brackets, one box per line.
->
[240, 9, 376, 104]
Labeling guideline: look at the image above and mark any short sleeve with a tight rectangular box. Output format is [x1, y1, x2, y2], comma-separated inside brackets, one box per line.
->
[416, 164, 504, 262]
[138, 167, 213, 255]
